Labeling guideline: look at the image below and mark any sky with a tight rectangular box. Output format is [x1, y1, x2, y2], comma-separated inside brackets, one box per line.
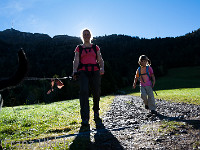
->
[0, 0, 200, 39]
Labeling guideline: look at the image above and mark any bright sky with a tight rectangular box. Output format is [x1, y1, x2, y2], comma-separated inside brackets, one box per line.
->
[0, 0, 200, 39]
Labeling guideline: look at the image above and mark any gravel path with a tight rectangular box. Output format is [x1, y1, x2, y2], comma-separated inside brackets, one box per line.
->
[92, 95, 200, 150]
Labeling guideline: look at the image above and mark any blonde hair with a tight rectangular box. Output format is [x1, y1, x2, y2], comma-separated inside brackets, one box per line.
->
[80, 28, 93, 43]
[138, 55, 151, 66]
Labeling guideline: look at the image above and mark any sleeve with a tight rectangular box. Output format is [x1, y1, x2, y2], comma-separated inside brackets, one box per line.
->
[135, 69, 139, 78]
[74, 45, 80, 53]
[149, 66, 154, 75]
[96, 45, 100, 52]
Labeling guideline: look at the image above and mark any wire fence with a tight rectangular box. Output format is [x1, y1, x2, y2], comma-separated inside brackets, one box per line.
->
[0, 76, 79, 107]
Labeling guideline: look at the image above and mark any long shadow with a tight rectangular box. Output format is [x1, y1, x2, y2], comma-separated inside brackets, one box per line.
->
[92, 117, 124, 150]
[156, 113, 200, 129]
[69, 117, 124, 150]
[69, 125, 91, 150]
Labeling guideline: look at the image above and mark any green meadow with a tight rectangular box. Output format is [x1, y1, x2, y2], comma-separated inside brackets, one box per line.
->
[0, 96, 114, 149]
[0, 66, 200, 149]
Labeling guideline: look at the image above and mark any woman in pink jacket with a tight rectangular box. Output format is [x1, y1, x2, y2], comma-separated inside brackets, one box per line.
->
[72, 29, 104, 126]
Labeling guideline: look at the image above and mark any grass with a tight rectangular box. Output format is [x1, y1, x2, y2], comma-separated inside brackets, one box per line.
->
[158, 121, 187, 134]
[0, 95, 114, 149]
[132, 88, 200, 104]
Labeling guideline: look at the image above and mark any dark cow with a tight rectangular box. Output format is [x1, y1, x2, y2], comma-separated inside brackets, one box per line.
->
[0, 49, 28, 91]
[0, 49, 27, 148]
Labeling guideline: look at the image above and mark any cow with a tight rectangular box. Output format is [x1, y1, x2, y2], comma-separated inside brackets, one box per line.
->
[0, 49, 27, 149]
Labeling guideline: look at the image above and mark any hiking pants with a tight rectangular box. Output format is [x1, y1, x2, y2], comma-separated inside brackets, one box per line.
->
[140, 86, 156, 110]
[79, 70, 101, 122]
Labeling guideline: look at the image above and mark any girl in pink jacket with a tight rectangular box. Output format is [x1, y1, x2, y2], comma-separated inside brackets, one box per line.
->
[133, 55, 157, 114]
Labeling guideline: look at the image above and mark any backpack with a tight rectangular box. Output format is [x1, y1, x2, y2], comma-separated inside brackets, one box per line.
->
[138, 66, 151, 83]
[77, 44, 100, 71]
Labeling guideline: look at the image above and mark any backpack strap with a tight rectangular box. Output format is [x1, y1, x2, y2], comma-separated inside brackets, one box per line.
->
[138, 67, 141, 77]
[146, 66, 150, 79]
[92, 44, 97, 60]
[138, 67, 144, 83]
[78, 45, 83, 62]
[138, 66, 150, 83]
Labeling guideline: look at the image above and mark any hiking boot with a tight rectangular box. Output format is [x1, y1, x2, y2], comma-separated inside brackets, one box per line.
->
[145, 105, 149, 109]
[151, 110, 157, 115]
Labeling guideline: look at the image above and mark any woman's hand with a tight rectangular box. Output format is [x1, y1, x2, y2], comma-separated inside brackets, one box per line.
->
[100, 68, 104, 75]
[72, 72, 79, 80]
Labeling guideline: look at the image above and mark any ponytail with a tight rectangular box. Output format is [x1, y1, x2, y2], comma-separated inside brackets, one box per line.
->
[147, 59, 151, 66]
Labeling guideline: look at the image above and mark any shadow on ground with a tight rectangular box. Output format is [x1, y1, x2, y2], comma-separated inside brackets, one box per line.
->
[69, 117, 124, 150]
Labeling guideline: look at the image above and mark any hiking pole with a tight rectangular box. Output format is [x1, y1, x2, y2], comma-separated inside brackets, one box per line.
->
[152, 88, 158, 96]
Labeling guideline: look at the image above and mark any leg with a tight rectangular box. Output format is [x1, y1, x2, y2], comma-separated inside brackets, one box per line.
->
[79, 71, 90, 124]
[146, 86, 156, 110]
[90, 71, 101, 114]
[140, 86, 148, 106]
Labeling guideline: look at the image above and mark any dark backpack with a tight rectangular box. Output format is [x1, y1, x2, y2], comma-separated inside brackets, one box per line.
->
[78, 44, 100, 71]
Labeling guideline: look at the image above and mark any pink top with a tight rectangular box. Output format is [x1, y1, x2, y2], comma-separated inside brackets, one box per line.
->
[75, 44, 100, 71]
[135, 66, 154, 87]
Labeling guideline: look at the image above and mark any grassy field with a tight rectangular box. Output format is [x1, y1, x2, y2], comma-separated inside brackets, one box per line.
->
[0, 66, 200, 149]
[0, 96, 114, 149]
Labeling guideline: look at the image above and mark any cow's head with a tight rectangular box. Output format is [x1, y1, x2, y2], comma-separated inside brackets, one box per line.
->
[0, 48, 28, 109]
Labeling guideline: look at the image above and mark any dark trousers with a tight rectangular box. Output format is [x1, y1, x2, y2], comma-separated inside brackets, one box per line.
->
[79, 70, 101, 122]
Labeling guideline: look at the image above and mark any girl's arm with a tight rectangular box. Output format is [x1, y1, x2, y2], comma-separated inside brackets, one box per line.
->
[133, 77, 138, 89]
[133, 69, 139, 89]
[151, 74, 156, 87]
[149, 66, 155, 87]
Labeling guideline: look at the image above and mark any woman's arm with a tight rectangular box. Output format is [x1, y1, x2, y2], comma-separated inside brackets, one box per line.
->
[72, 51, 79, 78]
[97, 50, 104, 75]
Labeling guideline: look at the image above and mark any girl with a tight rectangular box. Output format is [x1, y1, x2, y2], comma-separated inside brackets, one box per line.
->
[133, 55, 157, 114]
[72, 28, 104, 126]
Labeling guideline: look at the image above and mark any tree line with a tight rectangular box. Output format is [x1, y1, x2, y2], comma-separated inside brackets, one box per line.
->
[0, 28, 200, 106]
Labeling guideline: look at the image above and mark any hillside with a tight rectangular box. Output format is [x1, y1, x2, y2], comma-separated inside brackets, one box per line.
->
[0, 28, 200, 106]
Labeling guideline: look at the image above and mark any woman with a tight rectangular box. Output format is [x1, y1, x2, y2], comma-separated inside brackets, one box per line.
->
[72, 29, 104, 126]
